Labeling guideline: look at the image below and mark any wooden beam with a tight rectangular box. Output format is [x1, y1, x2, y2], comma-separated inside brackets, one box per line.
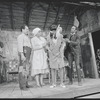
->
[24, 1, 33, 26]
[38, 2, 47, 11]
[65, 6, 79, 31]
[65, 15, 71, 31]
[9, 2, 14, 30]
[54, 4, 61, 24]
[43, 2, 51, 30]
[50, 2, 58, 13]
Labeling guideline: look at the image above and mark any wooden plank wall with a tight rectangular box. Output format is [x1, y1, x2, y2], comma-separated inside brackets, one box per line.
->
[0, 1, 75, 33]
[0, 30, 20, 60]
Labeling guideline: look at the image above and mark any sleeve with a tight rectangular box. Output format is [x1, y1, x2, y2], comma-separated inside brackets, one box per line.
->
[46, 34, 50, 46]
[31, 38, 43, 51]
[17, 35, 24, 53]
[70, 35, 80, 46]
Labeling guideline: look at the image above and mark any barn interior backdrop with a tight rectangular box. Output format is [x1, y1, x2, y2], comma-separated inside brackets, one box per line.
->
[0, 0, 100, 83]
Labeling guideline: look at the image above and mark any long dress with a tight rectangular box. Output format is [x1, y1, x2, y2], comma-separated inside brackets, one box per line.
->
[47, 34, 65, 70]
[31, 36, 49, 77]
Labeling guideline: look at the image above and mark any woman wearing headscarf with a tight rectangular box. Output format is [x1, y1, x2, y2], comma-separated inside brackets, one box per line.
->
[31, 27, 49, 87]
[47, 24, 66, 88]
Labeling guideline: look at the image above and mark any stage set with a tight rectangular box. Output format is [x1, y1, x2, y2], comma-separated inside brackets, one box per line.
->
[0, 78, 100, 98]
[1, 0, 100, 98]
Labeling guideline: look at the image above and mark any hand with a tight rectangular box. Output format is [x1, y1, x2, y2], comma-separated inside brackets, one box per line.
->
[68, 40, 70, 43]
[21, 53, 26, 62]
[29, 59, 31, 64]
[65, 38, 70, 42]
[48, 49, 51, 52]
[42, 43, 46, 47]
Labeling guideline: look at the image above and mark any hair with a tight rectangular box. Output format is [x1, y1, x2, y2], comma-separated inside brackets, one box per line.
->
[49, 24, 57, 31]
[20, 24, 28, 32]
[49, 24, 58, 39]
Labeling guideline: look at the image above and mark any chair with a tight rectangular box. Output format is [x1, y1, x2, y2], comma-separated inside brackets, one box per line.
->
[7, 59, 19, 82]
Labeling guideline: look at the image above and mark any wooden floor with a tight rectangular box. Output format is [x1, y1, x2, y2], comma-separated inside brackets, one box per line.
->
[0, 78, 100, 98]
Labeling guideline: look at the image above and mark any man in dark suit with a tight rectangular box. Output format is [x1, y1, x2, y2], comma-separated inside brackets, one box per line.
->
[65, 25, 82, 86]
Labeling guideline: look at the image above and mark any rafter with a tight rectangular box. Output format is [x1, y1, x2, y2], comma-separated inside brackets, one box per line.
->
[24, 1, 33, 26]
[43, 2, 51, 30]
[38, 2, 47, 11]
[50, 2, 58, 13]
[65, 6, 79, 31]
[54, 4, 61, 24]
[9, 2, 14, 30]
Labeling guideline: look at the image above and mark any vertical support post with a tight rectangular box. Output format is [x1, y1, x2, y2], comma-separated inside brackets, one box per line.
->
[88, 32, 99, 78]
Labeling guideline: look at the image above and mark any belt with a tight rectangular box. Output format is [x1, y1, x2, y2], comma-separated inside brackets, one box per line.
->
[23, 46, 31, 49]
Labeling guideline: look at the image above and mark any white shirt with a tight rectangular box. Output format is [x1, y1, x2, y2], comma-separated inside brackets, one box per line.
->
[17, 33, 31, 52]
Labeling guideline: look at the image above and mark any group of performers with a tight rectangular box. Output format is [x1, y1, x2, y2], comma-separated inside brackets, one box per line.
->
[17, 24, 83, 90]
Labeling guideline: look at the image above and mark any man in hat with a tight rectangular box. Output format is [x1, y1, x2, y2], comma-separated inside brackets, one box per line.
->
[17, 25, 31, 90]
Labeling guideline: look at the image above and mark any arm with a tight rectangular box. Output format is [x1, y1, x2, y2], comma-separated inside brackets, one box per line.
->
[17, 35, 26, 61]
[17, 35, 24, 53]
[69, 35, 80, 46]
[31, 38, 43, 51]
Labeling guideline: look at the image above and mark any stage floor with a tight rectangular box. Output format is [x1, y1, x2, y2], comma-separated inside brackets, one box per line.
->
[0, 78, 100, 98]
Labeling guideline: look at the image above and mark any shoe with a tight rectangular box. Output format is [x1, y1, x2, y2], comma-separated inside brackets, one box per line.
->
[41, 83, 45, 86]
[50, 84, 56, 88]
[36, 84, 42, 87]
[78, 82, 82, 86]
[26, 85, 32, 88]
[60, 84, 66, 88]
[21, 88, 28, 91]
[68, 81, 73, 85]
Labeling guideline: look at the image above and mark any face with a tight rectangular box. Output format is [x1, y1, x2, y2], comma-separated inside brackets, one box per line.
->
[71, 26, 77, 33]
[50, 30, 56, 36]
[36, 30, 42, 37]
[22, 25, 29, 35]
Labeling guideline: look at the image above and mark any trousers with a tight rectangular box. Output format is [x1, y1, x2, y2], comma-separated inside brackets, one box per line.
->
[67, 52, 82, 83]
[18, 46, 31, 89]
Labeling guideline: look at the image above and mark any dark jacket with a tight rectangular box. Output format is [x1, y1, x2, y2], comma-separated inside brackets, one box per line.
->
[65, 32, 81, 56]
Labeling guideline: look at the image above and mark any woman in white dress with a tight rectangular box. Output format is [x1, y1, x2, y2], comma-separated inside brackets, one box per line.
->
[31, 28, 49, 87]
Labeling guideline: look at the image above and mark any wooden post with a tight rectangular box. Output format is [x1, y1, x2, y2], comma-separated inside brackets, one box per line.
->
[43, 2, 51, 30]
[88, 32, 99, 78]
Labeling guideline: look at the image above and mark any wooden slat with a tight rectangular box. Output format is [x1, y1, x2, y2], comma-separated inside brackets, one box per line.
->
[0, 82, 16, 98]
[32, 9, 47, 13]
[31, 11, 46, 15]
[0, 5, 9, 8]
[30, 19, 45, 23]
[8, 85, 22, 98]
[29, 23, 44, 26]
[30, 16, 46, 20]
[13, 10, 24, 14]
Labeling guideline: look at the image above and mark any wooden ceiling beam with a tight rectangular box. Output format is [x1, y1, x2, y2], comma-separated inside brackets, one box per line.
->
[54, 4, 61, 24]
[50, 2, 58, 13]
[24, 1, 33, 26]
[38, 2, 47, 11]
[43, 2, 51, 30]
[9, 2, 14, 30]
[65, 6, 79, 31]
